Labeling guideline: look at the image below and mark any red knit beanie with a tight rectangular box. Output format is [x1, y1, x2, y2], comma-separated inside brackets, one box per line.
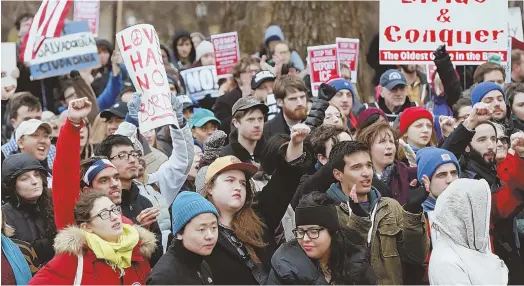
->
[399, 107, 433, 136]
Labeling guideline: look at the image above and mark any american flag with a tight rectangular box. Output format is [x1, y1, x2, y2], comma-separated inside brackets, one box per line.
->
[19, 0, 72, 63]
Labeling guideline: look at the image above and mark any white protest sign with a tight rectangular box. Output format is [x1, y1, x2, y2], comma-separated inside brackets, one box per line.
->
[336, 38, 359, 84]
[379, 0, 508, 65]
[73, 0, 100, 37]
[180, 65, 219, 101]
[29, 32, 97, 65]
[117, 24, 178, 132]
[307, 44, 338, 97]
[1, 43, 17, 87]
[508, 7, 523, 42]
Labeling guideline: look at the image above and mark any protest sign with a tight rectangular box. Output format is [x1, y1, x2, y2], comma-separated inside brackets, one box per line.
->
[508, 7, 523, 42]
[336, 38, 359, 84]
[180, 65, 219, 101]
[211, 32, 240, 79]
[29, 22, 99, 80]
[307, 44, 338, 97]
[73, 0, 100, 37]
[117, 24, 178, 132]
[379, 0, 508, 65]
[1, 43, 17, 87]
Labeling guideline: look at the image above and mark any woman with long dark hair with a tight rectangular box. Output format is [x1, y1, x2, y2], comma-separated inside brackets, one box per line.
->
[267, 192, 375, 285]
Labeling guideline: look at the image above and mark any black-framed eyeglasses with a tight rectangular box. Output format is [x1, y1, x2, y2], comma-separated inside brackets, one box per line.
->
[90, 205, 122, 221]
[110, 151, 142, 161]
[292, 227, 325, 239]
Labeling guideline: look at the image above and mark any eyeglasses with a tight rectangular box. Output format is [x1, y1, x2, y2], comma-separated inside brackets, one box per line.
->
[90, 205, 122, 221]
[110, 151, 142, 161]
[292, 227, 325, 239]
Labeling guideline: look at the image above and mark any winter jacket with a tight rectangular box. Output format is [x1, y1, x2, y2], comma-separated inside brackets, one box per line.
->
[219, 129, 265, 164]
[441, 123, 524, 284]
[267, 240, 375, 285]
[373, 160, 417, 206]
[213, 87, 242, 136]
[171, 31, 196, 71]
[91, 39, 113, 96]
[264, 111, 294, 140]
[147, 240, 214, 285]
[205, 153, 308, 285]
[326, 184, 429, 285]
[429, 179, 509, 285]
[29, 225, 157, 285]
[432, 48, 462, 108]
[261, 26, 305, 71]
[2, 202, 55, 267]
[358, 96, 417, 123]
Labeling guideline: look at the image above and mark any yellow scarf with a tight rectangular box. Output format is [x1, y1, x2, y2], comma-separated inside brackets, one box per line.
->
[83, 224, 139, 271]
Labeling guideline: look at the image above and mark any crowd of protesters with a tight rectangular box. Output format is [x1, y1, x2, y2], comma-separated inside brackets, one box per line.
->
[2, 11, 524, 286]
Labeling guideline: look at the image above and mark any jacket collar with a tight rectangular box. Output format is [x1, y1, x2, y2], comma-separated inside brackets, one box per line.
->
[121, 182, 140, 206]
[327, 183, 381, 209]
[170, 239, 205, 269]
[268, 111, 291, 135]
[377, 95, 413, 115]
[226, 130, 265, 163]
[53, 225, 157, 260]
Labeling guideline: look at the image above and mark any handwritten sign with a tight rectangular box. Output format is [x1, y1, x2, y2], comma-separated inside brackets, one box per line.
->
[307, 44, 338, 97]
[180, 65, 219, 101]
[117, 24, 178, 132]
[211, 32, 240, 79]
[380, 0, 508, 64]
[336, 38, 359, 84]
[73, 0, 100, 37]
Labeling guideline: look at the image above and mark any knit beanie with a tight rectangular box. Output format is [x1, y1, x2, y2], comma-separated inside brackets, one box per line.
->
[356, 107, 387, 130]
[416, 147, 460, 182]
[171, 191, 219, 235]
[399, 107, 434, 136]
[327, 78, 355, 102]
[471, 82, 505, 105]
[196, 40, 214, 62]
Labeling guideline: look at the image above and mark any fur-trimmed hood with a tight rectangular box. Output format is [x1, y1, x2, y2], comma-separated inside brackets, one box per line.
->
[53, 225, 157, 259]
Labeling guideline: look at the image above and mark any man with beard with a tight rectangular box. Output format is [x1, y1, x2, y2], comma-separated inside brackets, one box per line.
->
[471, 82, 509, 127]
[399, 65, 433, 106]
[441, 102, 524, 284]
[264, 74, 308, 139]
[359, 69, 417, 123]
[219, 97, 268, 165]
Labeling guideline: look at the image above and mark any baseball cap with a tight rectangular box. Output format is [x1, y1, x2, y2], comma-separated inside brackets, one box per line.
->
[100, 102, 128, 120]
[251, 70, 276, 90]
[189, 108, 221, 129]
[232, 97, 269, 116]
[179, 95, 197, 110]
[205, 155, 258, 185]
[15, 119, 52, 141]
[380, 69, 408, 90]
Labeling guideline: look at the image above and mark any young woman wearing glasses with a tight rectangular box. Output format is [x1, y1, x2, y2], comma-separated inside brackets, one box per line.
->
[29, 192, 157, 285]
[267, 192, 376, 285]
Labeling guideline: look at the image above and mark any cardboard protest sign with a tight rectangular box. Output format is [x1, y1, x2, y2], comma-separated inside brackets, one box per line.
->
[1, 43, 17, 87]
[307, 44, 338, 97]
[211, 32, 240, 79]
[336, 38, 359, 84]
[117, 24, 178, 132]
[73, 0, 100, 37]
[508, 7, 523, 42]
[29, 21, 99, 80]
[379, 0, 508, 65]
[180, 65, 219, 101]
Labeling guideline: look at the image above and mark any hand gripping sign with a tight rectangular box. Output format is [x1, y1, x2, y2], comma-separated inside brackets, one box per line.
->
[117, 24, 178, 132]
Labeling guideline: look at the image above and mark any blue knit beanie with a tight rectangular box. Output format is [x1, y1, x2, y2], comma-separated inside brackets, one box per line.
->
[171, 191, 219, 235]
[327, 78, 355, 101]
[471, 82, 504, 105]
[416, 147, 460, 182]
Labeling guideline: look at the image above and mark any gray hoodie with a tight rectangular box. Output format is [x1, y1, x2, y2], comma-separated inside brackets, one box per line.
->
[429, 178, 508, 285]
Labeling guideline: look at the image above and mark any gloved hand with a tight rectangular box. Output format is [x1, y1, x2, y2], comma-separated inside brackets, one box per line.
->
[170, 94, 184, 126]
[433, 45, 447, 59]
[404, 181, 429, 213]
[304, 83, 333, 129]
[126, 92, 141, 127]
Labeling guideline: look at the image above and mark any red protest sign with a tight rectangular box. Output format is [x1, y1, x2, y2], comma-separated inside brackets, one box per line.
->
[211, 32, 240, 79]
[73, 0, 100, 37]
[307, 44, 338, 97]
[336, 38, 359, 84]
[117, 24, 177, 132]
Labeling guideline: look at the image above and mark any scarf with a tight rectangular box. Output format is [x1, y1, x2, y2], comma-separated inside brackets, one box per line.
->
[1, 234, 32, 285]
[422, 196, 437, 213]
[83, 224, 139, 274]
[408, 143, 421, 153]
[375, 164, 395, 186]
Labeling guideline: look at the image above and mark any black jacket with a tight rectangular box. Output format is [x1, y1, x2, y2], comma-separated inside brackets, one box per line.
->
[205, 154, 307, 285]
[358, 96, 416, 123]
[219, 130, 265, 164]
[2, 202, 55, 266]
[122, 182, 163, 267]
[213, 87, 242, 136]
[267, 240, 375, 285]
[263, 112, 291, 141]
[147, 240, 214, 285]
[433, 50, 462, 108]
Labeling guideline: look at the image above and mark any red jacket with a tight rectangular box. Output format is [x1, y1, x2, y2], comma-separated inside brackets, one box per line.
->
[492, 152, 524, 221]
[29, 225, 157, 285]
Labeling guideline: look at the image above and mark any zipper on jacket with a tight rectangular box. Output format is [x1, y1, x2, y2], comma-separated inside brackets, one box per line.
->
[197, 271, 205, 284]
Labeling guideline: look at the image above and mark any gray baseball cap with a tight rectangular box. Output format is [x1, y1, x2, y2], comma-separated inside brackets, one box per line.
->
[380, 69, 407, 90]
